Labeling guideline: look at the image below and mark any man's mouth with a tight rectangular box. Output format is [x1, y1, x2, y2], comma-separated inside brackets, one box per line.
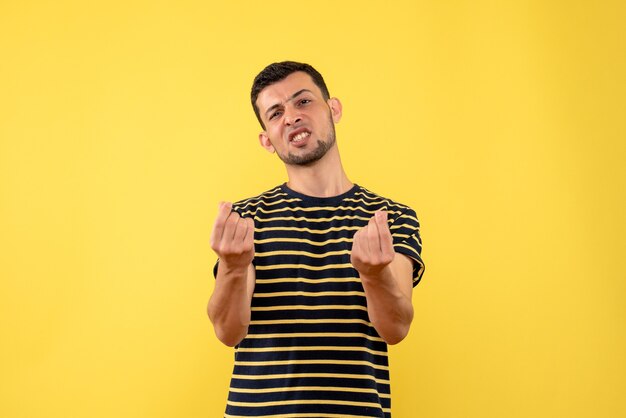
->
[289, 128, 311, 143]
[291, 131, 310, 143]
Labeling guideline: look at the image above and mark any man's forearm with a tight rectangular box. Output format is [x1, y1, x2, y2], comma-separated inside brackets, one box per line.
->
[360, 265, 414, 345]
[208, 263, 252, 347]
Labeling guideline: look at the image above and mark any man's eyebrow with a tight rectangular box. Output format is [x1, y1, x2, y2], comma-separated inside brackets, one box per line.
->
[264, 89, 313, 117]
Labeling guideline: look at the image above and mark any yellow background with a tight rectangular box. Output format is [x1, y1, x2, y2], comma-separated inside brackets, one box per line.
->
[1, 1, 624, 417]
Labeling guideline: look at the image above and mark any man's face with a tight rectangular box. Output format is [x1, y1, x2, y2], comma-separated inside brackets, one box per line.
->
[256, 71, 342, 166]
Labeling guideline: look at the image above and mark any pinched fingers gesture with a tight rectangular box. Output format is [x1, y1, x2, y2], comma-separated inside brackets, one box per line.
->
[351, 210, 395, 277]
[210, 202, 255, 270]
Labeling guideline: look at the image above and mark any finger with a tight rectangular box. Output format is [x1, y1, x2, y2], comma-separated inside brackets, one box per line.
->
[376, 211, 394, 257]
[222, 209, 241, 242]
[367, 216, 381, 256]
[243, 217, 255, 251]
[351, 229, 364, 263]
[351, 229, 360, 252]
[357, 225, 370, 258]
[210, 201, 232, 247]
[233, 216, 247, 243]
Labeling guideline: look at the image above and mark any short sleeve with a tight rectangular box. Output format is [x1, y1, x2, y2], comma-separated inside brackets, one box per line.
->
[390, 208, 425, 287]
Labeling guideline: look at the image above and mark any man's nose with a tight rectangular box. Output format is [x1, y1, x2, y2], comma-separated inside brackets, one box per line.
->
[283, 106, 301, 126]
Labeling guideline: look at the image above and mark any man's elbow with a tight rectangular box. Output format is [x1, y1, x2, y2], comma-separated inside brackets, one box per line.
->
[381, 324, 411, 345]
[207, 307, 248, 347]
[214, 326, 247, 347]
[210, 314, 248, 346]
[378, 309, 414, 345]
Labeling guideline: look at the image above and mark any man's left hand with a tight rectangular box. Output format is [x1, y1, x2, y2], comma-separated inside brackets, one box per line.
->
[350, 211, 395, 277]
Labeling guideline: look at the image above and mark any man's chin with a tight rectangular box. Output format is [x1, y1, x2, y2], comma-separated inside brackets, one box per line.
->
[282, 153, 323, 167]
[279, 139, 333, 166]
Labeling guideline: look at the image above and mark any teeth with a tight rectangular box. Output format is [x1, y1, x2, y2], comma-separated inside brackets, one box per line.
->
[291, 132, 310, 142]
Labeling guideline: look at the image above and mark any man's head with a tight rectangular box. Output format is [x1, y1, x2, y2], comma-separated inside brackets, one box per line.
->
[251, 61, 330, 129]
[251, 62, 342, 167]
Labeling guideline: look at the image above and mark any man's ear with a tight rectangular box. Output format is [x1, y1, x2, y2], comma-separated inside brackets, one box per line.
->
[328, 97, 343, 123]
[258, 132, 275, 153]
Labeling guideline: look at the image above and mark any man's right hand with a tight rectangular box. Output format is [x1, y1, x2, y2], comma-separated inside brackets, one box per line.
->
[210, 202, 255, 271]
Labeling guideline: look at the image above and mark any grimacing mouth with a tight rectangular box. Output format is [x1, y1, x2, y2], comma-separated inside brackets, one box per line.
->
[288, 127, 311, 142]
[291, 132, 311, 143]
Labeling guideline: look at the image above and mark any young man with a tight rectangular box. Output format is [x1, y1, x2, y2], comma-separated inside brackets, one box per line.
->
[208, 61, 425, 418]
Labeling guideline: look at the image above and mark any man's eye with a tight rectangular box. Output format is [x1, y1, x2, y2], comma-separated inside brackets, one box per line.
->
[269, 110, 282, 120]
[299, 99, 311, 105]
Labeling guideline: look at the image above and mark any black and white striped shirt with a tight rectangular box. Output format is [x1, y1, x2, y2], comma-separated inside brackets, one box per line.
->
[214, 183, 425, 418]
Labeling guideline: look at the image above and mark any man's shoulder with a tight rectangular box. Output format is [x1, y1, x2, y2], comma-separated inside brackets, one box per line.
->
[231, 184, 289, 214]
[353, 184, 415, 214]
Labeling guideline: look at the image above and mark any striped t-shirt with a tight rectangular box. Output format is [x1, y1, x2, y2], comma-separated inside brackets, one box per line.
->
[214, 183, 425, 418]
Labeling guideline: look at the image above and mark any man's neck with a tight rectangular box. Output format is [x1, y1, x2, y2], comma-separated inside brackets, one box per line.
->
[284, 147, 352, 198]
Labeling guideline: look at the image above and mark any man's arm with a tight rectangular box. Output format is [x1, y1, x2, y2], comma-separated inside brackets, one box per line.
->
[351, 211, 415, 345]
[207, 202, 256, 347]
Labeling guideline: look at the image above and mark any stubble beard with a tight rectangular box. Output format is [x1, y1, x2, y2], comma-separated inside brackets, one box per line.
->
[277, 115, 337, 167]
